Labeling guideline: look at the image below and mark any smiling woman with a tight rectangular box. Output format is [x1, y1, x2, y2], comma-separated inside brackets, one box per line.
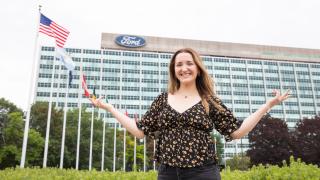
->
[90, 48, 290, 180]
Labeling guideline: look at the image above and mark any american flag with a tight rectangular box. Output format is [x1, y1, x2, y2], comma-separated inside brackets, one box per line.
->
[39, 13, 69, 48]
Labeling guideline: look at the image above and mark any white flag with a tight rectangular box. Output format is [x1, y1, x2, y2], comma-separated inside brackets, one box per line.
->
[56, 47, 75, 71]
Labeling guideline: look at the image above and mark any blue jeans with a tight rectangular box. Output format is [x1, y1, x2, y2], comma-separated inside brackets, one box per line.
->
[157, 161, 221, 180]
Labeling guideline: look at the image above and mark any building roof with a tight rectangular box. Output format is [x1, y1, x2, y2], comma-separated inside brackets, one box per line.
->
[101, 33, 320, 63]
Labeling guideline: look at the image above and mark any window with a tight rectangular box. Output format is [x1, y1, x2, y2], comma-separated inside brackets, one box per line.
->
[40, 64, 53, 69]
[123, 69, 139, 74]
[232, 75, 247, 79]
[83, 49, 101, 54]
[234, 91, 249, 96]
[103, 59, 120, 64]
[280, 70, 294, 74]
[231, 59, 245, 64]
[234, 100, 249, 104]
[82, 58, 100, 63]
[161, 63, 168, 67]
[123, 60, 140, 65]
[142, 79, 159, 83]
[142, 62, 158, 66]
[83, 67, 100, 72]
[214, 58, 229, 63]
[247, 60, 262, 65]
[215, 74, 230, 79]
[264, 69, 278, 73]
[217, 91, 232, 95]
[41, 46, 54, 51]
[103, 51, 121, 56]
[103, 68, 120, 73]
[249, 76, 263, 80]
[122, 86, 139, 91]
[37, 92, 50, 97]
[248, 68, 262, 72]
[122, 78, 139, 82]
[142, 70, 158, 75]
[66, 48, 81, 53]
[142, 53, 158, 58]
[123, 52, 140, 57]
[233, 83, 247, 87]
[231, 67, 246, 71]
[121, 95, 139, 100]
[214, 66, 230, 71]
[142, 96, 157, 101]
[102, 77, 120, 81]
[160, 54, 172, 59]
[141, 87, 159, 92]
[40, 55, 54, 60]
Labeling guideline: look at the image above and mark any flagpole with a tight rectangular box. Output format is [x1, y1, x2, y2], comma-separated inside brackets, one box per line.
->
[75, 59, 83, 170]
[143, 136, 146, 172]
[20, 5, 41, 168]
[101, 119, 106, 171]
[224, 137, 226, 168]
[42, 46, 58, 168]
[59, 70, 69, 169]
[123, 106, 127, 171]
[89, 104, 94, 170]
[153, 140, 156, 171]
[113, 112, 117, 172]
[133, 113, 137, 171]
[99, 50, 105, 171]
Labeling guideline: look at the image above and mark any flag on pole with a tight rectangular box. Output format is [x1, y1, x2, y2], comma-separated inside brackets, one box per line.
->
[56, 47, 75, 71]
[39, 13, 69, 48]
[91, 86, 96, 100]
[81, 74, 90, 97]
[56, 47, 75, 88]
[68, 71, 73, 88]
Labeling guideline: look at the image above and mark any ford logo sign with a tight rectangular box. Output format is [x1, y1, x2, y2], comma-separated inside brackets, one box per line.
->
[115, 35, 146, 48]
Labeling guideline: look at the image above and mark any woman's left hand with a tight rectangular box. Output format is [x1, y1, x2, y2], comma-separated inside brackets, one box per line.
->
[267, 89, 291, 108]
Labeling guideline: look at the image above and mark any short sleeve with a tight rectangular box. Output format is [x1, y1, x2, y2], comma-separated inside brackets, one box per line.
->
[136, 93, 164, 138]
[209, 97, 239, 142]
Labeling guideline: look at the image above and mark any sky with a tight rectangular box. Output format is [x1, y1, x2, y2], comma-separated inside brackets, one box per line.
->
[1, 0, 320, 111]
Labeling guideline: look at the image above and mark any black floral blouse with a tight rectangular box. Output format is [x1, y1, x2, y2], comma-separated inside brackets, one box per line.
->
[136, 92, 239, 168]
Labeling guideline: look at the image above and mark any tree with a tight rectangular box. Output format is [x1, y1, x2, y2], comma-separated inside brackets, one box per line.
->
[0, 111, 44, 169]
[247, 113, 292, 166]
[0, 98, 23, 147]
[291, 115, 320, 166]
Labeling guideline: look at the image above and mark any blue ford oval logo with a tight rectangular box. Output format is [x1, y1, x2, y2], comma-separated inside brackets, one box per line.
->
[115, 35, 146, 48]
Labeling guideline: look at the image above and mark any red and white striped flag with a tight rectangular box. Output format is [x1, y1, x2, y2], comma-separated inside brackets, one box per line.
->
[39, 13, 69, 48]
[81, 74, 90, 97]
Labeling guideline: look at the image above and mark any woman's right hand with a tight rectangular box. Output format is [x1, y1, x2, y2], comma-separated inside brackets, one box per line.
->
[89, 96, 113, 111]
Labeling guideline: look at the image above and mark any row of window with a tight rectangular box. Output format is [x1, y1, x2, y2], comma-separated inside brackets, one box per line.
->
[40, 46, 320, 68]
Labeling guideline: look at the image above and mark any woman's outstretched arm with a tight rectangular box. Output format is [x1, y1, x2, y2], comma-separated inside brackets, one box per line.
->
[231, 89, 290, 139]
[89, 97, 145, 139]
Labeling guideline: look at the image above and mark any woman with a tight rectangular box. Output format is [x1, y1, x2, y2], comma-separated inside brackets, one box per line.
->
[90, 48, 290, 180]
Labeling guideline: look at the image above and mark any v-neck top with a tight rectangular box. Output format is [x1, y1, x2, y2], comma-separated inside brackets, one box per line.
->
[136, 92, 239, 168]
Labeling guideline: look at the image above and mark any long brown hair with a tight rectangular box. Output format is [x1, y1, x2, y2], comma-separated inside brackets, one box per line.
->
[168, 48, 224, 113]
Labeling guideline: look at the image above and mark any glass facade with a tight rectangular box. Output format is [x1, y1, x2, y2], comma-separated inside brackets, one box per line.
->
[36, 46, 320, 159]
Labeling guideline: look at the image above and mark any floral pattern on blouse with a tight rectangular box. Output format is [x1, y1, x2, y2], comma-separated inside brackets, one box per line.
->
[136, 92, 239, 167]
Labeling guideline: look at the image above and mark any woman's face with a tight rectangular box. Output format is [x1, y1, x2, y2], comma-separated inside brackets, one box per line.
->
[174, 52, 199, 85]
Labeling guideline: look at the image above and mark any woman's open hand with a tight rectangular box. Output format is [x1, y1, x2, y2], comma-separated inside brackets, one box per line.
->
[266, 89, 291, 108]
[89, 96, 112, 111]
